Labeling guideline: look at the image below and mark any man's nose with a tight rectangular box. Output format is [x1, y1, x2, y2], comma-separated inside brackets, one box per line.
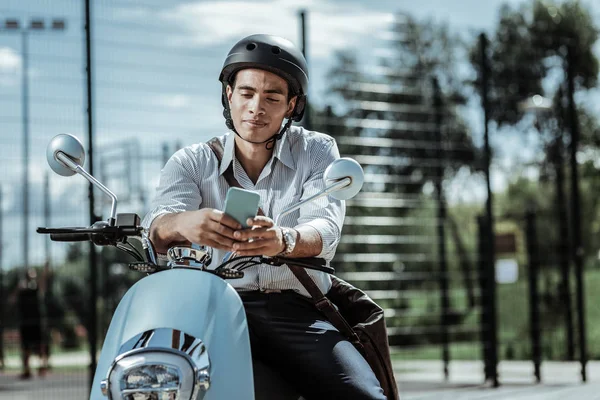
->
[248, 96, 265, 114]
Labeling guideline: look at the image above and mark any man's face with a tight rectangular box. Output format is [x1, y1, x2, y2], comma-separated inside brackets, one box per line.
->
[226, 68, 297, 143]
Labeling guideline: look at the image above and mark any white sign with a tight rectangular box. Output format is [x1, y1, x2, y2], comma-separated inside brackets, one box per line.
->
[496, 259, 519, 284]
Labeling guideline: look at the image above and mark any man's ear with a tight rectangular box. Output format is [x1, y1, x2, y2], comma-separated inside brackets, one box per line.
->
[226, 85, 234, 106]
[285, 96, 298, 118]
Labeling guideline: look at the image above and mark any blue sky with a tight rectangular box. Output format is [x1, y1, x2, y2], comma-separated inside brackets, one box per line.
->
[0, 0, 599, 268]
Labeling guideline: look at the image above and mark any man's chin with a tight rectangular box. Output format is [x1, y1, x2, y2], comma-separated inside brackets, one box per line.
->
[236, 127, 277, 144]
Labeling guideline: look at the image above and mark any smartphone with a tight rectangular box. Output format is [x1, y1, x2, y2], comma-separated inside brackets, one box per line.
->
[223, 187, 260, 228]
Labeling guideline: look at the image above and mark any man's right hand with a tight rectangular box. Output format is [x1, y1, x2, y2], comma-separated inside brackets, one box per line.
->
[177, 209, 242, 251]
[150, 209, 243, 253]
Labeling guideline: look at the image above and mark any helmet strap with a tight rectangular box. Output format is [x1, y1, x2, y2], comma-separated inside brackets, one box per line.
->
[265, 118, 293, 150]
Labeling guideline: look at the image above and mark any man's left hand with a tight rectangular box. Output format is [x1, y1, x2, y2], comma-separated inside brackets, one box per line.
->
[232, 216, 286, 257]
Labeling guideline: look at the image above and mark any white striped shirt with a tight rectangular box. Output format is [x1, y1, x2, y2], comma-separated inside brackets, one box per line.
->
[141, 126, 345, 297]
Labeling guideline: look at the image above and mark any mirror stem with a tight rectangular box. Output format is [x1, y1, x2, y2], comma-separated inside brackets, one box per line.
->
[56, 151, 118, 225]
[274, 177, 351, 226]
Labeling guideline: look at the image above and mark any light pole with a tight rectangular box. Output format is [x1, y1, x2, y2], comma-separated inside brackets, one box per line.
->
[1, 18, 66, 271]
[0, 186, 4, 370]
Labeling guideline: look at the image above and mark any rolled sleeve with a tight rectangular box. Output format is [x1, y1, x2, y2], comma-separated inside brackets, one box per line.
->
[141, 148, 203, 231]
[296, 139, 345, 261]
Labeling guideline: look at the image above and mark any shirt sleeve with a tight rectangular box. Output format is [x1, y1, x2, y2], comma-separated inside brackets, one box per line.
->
[141, 147, 203, 231]
[296, 138, 345, 261]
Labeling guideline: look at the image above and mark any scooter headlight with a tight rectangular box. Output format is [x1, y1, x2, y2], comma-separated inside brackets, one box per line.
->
[121, 364, 180, 393]
[101, 329, 211, 400]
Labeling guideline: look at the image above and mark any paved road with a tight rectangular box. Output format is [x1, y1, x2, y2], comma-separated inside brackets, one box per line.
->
[398, 360, 600, 400]
[1, 353, 600, 399]
[0, 371, 88, 400]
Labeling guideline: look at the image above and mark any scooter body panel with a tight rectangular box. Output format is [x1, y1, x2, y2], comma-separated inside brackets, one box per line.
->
[90, 268, 254, 400]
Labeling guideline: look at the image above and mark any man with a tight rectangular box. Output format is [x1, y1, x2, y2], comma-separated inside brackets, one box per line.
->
[143, 34, 385, 399]
[14, 269, 43, 379]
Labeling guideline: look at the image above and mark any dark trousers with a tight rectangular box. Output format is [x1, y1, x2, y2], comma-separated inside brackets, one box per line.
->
[240, 290, 386, 400]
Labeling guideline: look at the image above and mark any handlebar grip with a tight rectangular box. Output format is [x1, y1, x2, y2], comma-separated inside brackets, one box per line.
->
[50, 233, 90, 242]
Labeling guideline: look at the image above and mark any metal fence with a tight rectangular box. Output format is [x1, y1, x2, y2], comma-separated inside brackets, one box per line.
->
[313, 15, 490, 382]
[0, 0, 597, 398]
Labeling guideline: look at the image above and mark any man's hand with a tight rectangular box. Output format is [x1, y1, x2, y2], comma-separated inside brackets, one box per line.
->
[232, 216, 287, 257]
[175, 209, 242, 251]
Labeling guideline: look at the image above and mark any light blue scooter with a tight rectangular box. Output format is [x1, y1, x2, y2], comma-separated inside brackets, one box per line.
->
[37, 134, 364, 400]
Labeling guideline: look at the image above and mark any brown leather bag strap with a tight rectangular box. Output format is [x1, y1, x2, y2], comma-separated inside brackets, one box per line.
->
[206, 137, 240, 190]
[207, 137, 359, 343]
[287, 266, 362, 345]
[206, 137, 225, 164]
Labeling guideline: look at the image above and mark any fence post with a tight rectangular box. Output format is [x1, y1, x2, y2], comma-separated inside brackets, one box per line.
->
[478, 215, 498, 385]
[0, 187, 3, 370]
[433, 77, 450, 380]
[298, 10, 311, 130]
[84, 0, 98, 388]
[478, 32, 499, 388]
[566, 44, 587, 383]
[525, 210, 542, 383]
[477, 216, 489, 380]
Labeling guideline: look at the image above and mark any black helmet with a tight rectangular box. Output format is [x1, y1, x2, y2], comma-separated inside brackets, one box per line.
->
[219, 34, 308, 122]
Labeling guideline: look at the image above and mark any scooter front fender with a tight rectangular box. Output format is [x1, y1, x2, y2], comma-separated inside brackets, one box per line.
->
[90, 268, 253, 400]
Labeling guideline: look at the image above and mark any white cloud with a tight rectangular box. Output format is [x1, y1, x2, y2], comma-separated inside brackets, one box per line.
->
[152, 94, 192, 109]
[113, 6, 155, 20]
[0, 47, 21, 86]
[159, 1, 309, 47]
[309, 12, 395, 58]
[0, 47, 20, 69]
[157, 1, 394, 59]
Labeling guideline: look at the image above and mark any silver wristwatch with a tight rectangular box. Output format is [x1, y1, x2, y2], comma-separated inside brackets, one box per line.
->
[280, 227, 296, 256]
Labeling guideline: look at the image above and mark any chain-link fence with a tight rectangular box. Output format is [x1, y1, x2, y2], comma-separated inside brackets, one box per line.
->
[1, 0, 599, 398]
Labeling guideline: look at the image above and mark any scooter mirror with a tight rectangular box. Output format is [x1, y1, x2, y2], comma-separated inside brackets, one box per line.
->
[323, 157, 364, 200]
[46, 134, 86, 177]
[274, 157, 364, 226]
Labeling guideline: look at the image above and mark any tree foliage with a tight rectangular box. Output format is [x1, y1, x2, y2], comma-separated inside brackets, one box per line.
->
[317, 13, 478, 197]
[313, 12, 480, 310]
[530, 0, 599, 88]
[470, 0, 599, 127]
[469, 0, 600, 262]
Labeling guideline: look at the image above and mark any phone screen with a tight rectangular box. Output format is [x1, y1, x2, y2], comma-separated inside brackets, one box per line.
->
[223, 187, 260, 228]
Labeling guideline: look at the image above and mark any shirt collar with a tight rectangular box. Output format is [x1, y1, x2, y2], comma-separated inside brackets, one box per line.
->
[219, 131, 236, 176]
[274, 129, 296, 171]
[218, 129, 296, 176]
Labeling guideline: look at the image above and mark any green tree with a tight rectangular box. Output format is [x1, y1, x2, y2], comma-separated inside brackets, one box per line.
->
[469, 0, 598, 126]
[315, 14, 478, 262]
[313, 13, 483, 348]
[323, 15, 478, 193]
[468, 0, 600, 258]
[469, 3, 546, 126]
[469, 0, 600, 360]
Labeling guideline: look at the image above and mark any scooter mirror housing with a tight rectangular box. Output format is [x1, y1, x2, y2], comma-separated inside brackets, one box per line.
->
[45, 133, 119, 223]
[323, 158, 364, 201]
[46, 133, 86, 176]
[274, 157, 364, 226]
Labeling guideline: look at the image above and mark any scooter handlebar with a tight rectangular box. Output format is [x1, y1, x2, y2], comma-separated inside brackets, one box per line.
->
[37, 216, 143, 246]
[50, 232, 90, 242]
